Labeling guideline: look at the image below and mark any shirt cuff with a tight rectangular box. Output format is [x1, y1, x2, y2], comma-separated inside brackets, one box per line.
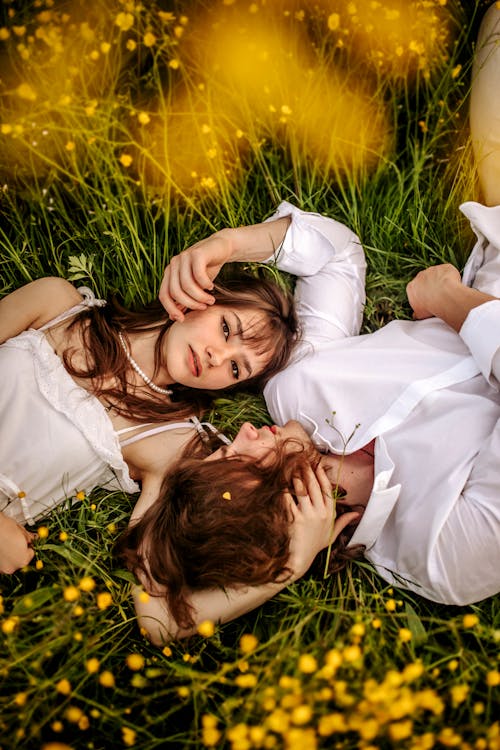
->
[460, 299, 500, 385]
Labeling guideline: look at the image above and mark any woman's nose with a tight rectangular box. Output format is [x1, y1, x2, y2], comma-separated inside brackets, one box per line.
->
[240, 422, 258, 439]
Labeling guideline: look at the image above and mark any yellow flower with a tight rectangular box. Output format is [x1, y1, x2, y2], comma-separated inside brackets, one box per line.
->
[463, 613, 479, 628]
[399, 628, 412, 642]
[65, 705, 83, 723]
[38, 525, 49, 539]
[371, 618, 382, 629]
[119, 154, 133, 168]
[75, 491, 85, 501]
[235, 673, 257, 688]
[450, 684, 469, 706]
[35, 560, 43, 570]
[137, 111, 150, 125]
[13, 25, 26, 36]
[389, 720, 413, 741]
[143, 32, 156, 47]
[107, 522, 116, 534]
[79, 576, 95, 592]
[122, 727, 137, 746]
[59, 531, 68, 541]
[158, 11, 175, 23]
[291, 705, 312, 726]
[1, 123, 12, 135]
[126, 39, 137, 51]
[63, 586, 80, 602]
[451, 64, 462, 79]
[168, 58, 180, 70]
[73, 605, 84, 616]
[350, 623, 365, 638]
[487, 670, 500, 687]
[343, 645, 362, 662]
[327, 13, 340, 31]
[239, 633, 258, 653]
[126, 653, 145, 671]
[65, 141, 75, 152]
[115, 12, 134, 32]
[197, 619, 215, 638]
[448, 659, 459, 672]
[385, 598, 396, 611]
[14, 692, 28, 706]
[99, 670, 115, 687]
[0, 28, 10, 40]
[100, 42, 111, 54]
[96, 591, 113, 609]
[86, 657, 100, 673]
[162, 646, 172, 657]
[56, 678, 72, 695]
[298, 654, 318, 674]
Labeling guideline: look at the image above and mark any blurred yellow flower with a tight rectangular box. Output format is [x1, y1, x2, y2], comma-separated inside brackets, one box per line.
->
[291, 705, 312, 726]
[451, 64, 462, 79]
[389, 719, 413, 741]
[35, 559, 43, 570]
[79, 576, 95, 592]
[298, 654, 318, 674]
[122, 727, 137, 746]
[115, 12, 134, 32]
[328, 13, 340, 31]
[235, 673, 257, 688]
[450, 683, 469, 706]
[75, 491, 85, 501]
[63, 586, 80, 602]
[96, 591, 113, 609]
[86, 657, 100, 673]
[143, 32, 156, 47]
[126, 653, 145, 671]
[100, 42, 111, 54]
[99, 670, 115, 687]
[385, 598, 396, 611]
[463, 613, 479, 628]
[65, 141, 75, 152]
[65, 705, 83, 723]
[73, 605, 84, 616]
[162, 646, 172, 657]
[487, 670, 500, 687]
[197, 619, 215, 637]
[158, 12, 175, 23]
[2, 616, 19, 634]
[168, 58, 180, 69]
[14, 692, 27, 707]
[0, 28, 10, 40]
[371, 617, 382, 628]
[12, 26, 26, 36]
[126, 39, 137, 51]
[38, 525, 49, 539]
[239, 633, 258, 653]
[120, 153, 133, 168]
[59, 531, 68, 541]
[399, 628, 412, 642]
[56, 678, 72, 695]
[137, 111, 150, 125]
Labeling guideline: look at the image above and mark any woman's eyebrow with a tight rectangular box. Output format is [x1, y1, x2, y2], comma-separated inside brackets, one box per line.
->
[233, 312, 253, 377]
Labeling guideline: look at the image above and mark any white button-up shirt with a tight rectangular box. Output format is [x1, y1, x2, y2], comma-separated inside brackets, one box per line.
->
[264, 200, 500, 606]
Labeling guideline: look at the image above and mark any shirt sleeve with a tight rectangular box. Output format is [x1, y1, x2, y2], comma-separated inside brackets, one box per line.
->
[263, 201, 366, 343]
[459, 299, 500, 388]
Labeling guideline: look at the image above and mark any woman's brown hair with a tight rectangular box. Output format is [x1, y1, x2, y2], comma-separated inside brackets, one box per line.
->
[62, 275, 299, 423]
[117, 439, 364, 629]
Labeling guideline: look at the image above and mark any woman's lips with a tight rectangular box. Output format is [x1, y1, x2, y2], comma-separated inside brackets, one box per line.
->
[189, 346, 201, 377]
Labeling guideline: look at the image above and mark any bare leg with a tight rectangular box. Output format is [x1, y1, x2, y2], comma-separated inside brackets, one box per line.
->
[470, 4, 500, 206]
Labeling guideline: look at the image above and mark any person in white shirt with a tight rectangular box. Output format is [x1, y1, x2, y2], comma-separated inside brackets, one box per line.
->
[131, 3, 500, 643]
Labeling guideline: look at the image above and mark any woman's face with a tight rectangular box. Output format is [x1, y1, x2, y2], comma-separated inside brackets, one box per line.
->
[207, 420, 313, 464]
[164, 304, 270, 390]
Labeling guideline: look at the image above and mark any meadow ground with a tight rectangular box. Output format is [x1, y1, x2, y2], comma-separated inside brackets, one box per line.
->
[0, 1, 499, 748]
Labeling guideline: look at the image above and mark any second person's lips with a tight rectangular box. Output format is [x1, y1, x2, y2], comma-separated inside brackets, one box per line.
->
[189, 346, 201, 377]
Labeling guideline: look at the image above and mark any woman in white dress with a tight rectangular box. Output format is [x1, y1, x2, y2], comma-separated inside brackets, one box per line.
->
[0, 270, 298, 573]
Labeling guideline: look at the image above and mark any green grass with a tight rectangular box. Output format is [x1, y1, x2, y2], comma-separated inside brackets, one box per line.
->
[1, 0, 499, 748]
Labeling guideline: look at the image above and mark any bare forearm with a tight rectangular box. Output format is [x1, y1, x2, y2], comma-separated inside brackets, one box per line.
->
[436, 283, 496, 332]
[215, 216, 291, 263]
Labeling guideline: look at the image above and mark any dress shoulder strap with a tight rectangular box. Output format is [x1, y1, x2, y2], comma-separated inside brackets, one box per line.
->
[38, 286, 107, 331]
[118, 416, 232, 448]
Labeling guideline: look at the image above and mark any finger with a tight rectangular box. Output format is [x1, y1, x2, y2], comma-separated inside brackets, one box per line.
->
[191, 256, 217, 297]
[292, 475, 308, 504]
[283, 491, 298, 522]
[314, 463, 333, 504]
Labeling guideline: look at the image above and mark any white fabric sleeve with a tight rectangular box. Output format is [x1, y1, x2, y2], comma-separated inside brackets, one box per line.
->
[263, 201, 366, 342]
[459, 300, 500, 388]
[432, 411, 500, 605]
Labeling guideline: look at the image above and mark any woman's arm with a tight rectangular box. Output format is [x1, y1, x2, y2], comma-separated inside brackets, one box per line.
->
[133, 465, 359, 644]
[0, 277, 82, 344]
[159, 204, 366, 343]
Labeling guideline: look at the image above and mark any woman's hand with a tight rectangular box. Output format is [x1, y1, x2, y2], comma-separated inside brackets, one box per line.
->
[406, 263, 496, 332]
[0, 513, 36, 574]
[285, 464, 359, 580]
[159, 230, 234, 321]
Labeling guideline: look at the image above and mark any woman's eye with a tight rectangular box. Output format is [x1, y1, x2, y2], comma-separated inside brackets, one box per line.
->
[231, 360, 240, 380]
[222, 318, 230, 340]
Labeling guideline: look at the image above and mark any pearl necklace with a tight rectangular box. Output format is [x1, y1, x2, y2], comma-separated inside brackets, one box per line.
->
[118, 331, 172, 396]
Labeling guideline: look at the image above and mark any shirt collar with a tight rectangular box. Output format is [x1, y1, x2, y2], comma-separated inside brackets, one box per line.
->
[348, 436, 401, 550]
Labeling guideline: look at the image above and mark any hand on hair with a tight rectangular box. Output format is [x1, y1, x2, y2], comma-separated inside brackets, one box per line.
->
[285, 464, 359, 580]
[159, 231, 234, 321]
[0, 513, 36, 574]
